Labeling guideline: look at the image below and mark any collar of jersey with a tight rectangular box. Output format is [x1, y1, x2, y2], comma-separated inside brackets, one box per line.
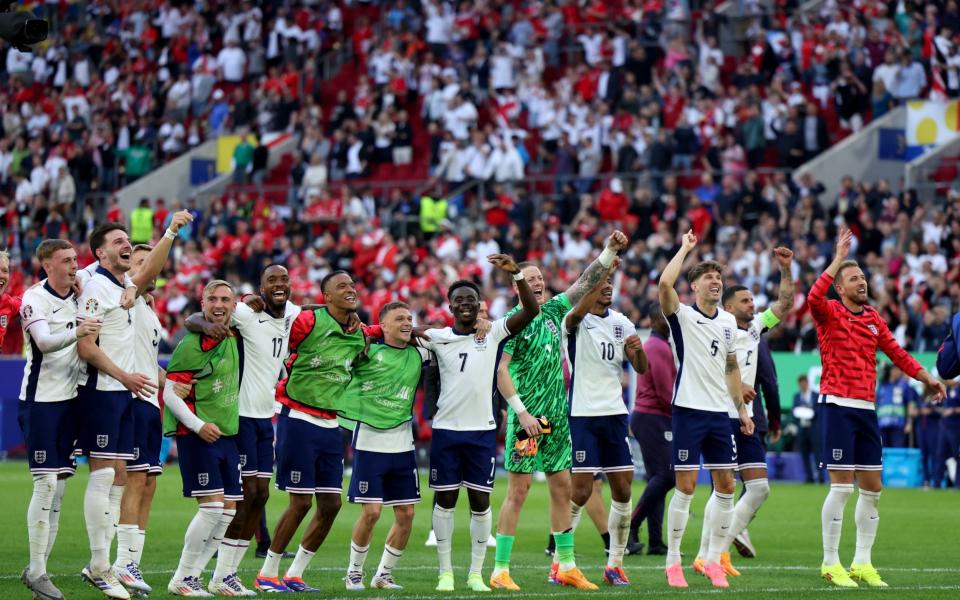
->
[692, 303, 718, 320]
[95, 265, 125, 289]
[43, 281, 73, 300]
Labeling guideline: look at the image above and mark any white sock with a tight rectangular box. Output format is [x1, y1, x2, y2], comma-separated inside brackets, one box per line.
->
[853, 489, 881, 565]
[607, 500, 632, 568]
[570, 501, 584, 533]
[666, 490, 693, 567]
[286, 545, 316, 579]
[212, 537, 239, 582]
[348, 542, 369, 575]
[821, 483, 854, 566]
[84, 467, 115, 572]
[196, 508, 235, 575]
[174, 502, 223, 581]
[697, 491, 716, 559]
[46, 479, 66, 561]
[114, 524, 140, 567]
[375, 545, 403, 577]
[706, 491, 734, 563]
[107, 484, 124, 546]
[432, 505, 455, 573]
[135, 530, 146, 566]
[260, 550, 283, 579]
[27, 474, 56, 576]
[230, 539, 250, 575]
[729, 479, 770, 549]
[469, 509, 492, 576]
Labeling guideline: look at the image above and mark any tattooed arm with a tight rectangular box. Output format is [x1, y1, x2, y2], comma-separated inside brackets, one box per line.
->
[771, 246, 796, 320]
[565, 230, 628, 304]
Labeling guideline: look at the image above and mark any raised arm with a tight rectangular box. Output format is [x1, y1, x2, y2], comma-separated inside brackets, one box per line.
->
[489, 254, 540, 333]
[130, 210, 193, 294]
[809, 228, 852, 321]
[564, 230, 628, 305]
[658, 229, 698, 316]
[771, 246, 796, 321]
[726, 352, 753, 436]
[564, 259, 619, 334]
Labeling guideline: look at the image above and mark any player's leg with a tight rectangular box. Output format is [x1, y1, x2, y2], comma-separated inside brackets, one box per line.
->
[584, 477, 610, 551]
[223, 418, 273, 579]
[429, 429, 463, 591]
[492, 408, 535, 588]
[370, 450, 421, 589]
[107, 397, 135, 548]
[629, 413, 673, 554]
[346, 503, 382, 590]
[700, 413, 737, 588]
[599, 415, 634, 584]
[204, 438, 256, 596]
[848, 407, 887, 588]
[820, 403, 858, 587]
[137, 473, 158, 565]
[569, 472, 595, 531]
[461, 429, 497, 592]
[569, 415, 600, 533]
[343, 448, 387, 591]
[729, 467, 768, 559]
[665, 406, 703, 587]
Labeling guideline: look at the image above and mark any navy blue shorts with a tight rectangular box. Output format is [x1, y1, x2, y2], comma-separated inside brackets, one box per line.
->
[429, 428, 497, 493]
[237, 416, 275, 479]
[176, 434, 243, 501]
[631, 412, 673, 477]
[18, 400, 78, 477]
[348, 449, 421, 506]
[570, 414, 633, 475]
[671, 406, 736, 471]
[128, 401, 163, 475]
[730, 418, 767, 471]
[77, 387, 134, 460]
[821, 401, 882, 471]
[275, 408, 343, 495]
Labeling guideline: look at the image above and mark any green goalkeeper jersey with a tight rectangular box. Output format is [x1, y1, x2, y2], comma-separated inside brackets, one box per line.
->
[503, 292, 572, 416]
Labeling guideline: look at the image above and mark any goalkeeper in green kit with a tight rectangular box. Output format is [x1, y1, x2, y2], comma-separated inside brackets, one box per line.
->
[491, 230, 629, 591]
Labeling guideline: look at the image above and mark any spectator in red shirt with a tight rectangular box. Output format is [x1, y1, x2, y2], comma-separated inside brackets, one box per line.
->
[595, 178, 629, 222]
[0, 250, 22, 350]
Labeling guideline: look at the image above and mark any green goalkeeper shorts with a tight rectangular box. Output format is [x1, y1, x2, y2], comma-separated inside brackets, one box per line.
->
[504, 407, 572, 474]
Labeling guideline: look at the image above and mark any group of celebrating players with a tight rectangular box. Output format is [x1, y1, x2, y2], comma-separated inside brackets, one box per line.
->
[16, 212, 949, 599]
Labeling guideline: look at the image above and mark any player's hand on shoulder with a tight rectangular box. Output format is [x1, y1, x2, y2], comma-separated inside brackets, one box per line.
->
[606, 230, 629, 253]
[474, 318, 492, 340]
[487, 253, 520, 274]
[202, 321, 230, 340]
[742, 384, 757, 403]
[773, 246, 794, 266]
[76, 318, 102, 339]
[681, 229, 698, 251]
[120, 285, 137, 309]
[169, 210, 194, 233]
[244, 294, 266, 313]
[412, 327, 432, 342]
[198, 422, 221, 443]
[344, 311, 363, 334]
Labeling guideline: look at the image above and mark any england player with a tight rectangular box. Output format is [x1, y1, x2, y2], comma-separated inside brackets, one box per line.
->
[341, 302, 428, 590]
[564, 262, 648, 585]
[162, 280, 245, 597]
[185, 265, 300, 594]
[110, 211, 194, 596]
[810, 228, 945, 588]
[491, 231, 628, 591]
[19, 240, 102, 600]
[420, 254, 540, 593]
[658, 230, 752, 589]
[693, 246, 796, 577]
[76, 223, 161, 599]
[254, 271, 368, 593]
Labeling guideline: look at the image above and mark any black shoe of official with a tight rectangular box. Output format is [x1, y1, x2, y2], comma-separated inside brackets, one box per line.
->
[624, 541, 645, 556]
[647, 544, 668, 556]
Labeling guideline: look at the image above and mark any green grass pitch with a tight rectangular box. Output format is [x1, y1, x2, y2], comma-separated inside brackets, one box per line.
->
[1, 462, 958, 599]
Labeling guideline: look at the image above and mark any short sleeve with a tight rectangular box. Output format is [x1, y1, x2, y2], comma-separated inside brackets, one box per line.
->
[415, 346, 431, 361]
[541, 293, 572, 323]
[417, 329, 437, 352]
[231, 301, 255, 330]
[502, 334, 516, 356]
[78, 280, 106, 320]
[491, 317, 511, 343]
[19, 292, 46, 331]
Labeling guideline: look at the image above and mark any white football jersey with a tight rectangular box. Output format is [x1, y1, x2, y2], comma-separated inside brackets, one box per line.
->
[75, 261, 99, 287]
[563, 310, 635, 417]
[666, 303, 737, 413]
[19, 281, 82, 403]
[728, 310, 779, 417]
[133, 297, 163, 408]
[232, 301, 302, 419]
[420, 318, 512, 431]
[78, 267, 136, 392]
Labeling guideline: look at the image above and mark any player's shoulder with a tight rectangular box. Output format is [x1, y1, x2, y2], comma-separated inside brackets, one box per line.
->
[424, 327, 455, 342]
[285, 301, 302, 318]
[717, 308, 737, 325]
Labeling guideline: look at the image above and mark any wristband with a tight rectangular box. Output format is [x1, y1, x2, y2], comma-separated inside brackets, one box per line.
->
[164, 228, 177, 240]
[505, 394, 527, 414]
[513, 272, 525, 281]
[599, 247, 616, 268]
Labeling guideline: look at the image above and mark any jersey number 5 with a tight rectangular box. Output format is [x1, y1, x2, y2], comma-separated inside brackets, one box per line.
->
[710, 339, 720, 356]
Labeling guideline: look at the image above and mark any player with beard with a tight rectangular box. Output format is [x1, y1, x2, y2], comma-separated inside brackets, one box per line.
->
[563, 262, 648, 585]
[420, 254, 540, 593]
[163, 281, 244, 597]
[491, 231, 628, 591]
[811, 228, 944, 588]
[185, 265, 301, 594]
[19, 240, 102, 600]
[109, 212, 193, 596]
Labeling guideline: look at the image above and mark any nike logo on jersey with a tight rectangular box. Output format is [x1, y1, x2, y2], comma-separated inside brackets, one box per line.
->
[696, 320, 708, 325]
[585, 325, 597, 329]
[52, 307, 63, 313]
[259, 318, 271, 323]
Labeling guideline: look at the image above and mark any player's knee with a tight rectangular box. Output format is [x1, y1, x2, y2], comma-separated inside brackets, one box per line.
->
[288, 494, 313, 516]
[467, 491, 490, 512]
[360, 503, 382, 524]
[750, 479, 771, 502]
[610, 481, 632, 503]
[570, 484, 592, 507]
[394, 504, 415, 527]
[32, 473, 57, 498]
[316, 493, 342, 518]
[436, 491, 458, 510]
